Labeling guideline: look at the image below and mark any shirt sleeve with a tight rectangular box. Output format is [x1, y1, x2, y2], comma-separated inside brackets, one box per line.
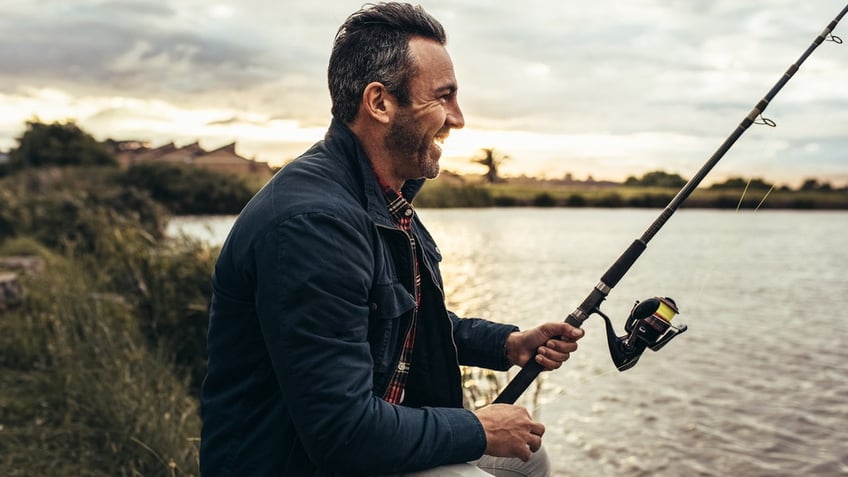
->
[449, 311, 519, 371]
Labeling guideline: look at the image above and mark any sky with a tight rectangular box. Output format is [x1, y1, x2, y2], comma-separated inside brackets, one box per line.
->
[1, 1, 846, 186]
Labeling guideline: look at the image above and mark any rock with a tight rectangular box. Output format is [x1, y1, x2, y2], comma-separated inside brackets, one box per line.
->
[0, 272, 23, 310]
[0, 256, 42, 311]
[0, 256, 45, 275]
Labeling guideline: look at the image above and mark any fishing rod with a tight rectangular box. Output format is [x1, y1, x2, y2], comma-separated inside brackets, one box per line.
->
[494, 4, 848, 405]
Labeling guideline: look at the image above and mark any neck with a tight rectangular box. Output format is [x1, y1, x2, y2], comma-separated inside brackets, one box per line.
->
[347, 119, 404, 191]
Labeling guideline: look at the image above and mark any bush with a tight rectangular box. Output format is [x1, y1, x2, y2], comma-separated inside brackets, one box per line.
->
[532, 192, 556, 207]
[415, 181, 493, 207]
[8, 120, 117, 170]
[0, 167, 167, 249]
[492, 195, 518, 207]
[624, 170, 687, 188]
[121, 162, 255, 215]
[597, 192, 624, 207]
[710, 177, 774, 190]
[566, 194, 587, 207]
[128, 236, 217, 393]
[627, 193, 673, 208]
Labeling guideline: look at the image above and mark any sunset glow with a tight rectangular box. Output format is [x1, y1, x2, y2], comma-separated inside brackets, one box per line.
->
[0, 1, 845, 186]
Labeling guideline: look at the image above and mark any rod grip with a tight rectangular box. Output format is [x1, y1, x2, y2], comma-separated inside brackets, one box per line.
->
[492, 242, 645, 405]
[492, 357, 545, 404]
[601, 239, 646, 288]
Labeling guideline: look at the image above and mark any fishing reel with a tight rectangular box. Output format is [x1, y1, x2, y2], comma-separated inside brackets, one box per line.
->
[597, 296, 687, 371]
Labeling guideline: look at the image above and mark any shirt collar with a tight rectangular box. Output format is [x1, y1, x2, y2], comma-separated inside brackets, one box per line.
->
[372, 167, 415, 228]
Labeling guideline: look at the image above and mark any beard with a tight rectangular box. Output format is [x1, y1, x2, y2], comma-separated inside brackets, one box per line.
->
[384, 109, 442, 181]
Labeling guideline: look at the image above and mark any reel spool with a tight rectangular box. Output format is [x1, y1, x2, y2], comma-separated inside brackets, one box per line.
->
[597, 296, 687, 371]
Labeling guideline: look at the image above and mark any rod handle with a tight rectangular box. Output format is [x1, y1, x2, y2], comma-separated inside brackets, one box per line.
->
[492, 356, 545, 404]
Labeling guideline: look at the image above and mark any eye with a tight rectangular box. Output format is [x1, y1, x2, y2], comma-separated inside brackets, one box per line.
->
[441, 90, 457, 102]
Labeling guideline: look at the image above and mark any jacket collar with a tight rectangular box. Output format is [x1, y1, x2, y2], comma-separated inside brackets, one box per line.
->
[325, 118, 426, 226]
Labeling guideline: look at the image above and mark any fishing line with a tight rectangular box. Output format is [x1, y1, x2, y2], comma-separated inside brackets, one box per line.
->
[494, 5, 848, 405]
[753, 185, 776, 212]
[736, 180, 753, 211]
[559, 15, 843, 397]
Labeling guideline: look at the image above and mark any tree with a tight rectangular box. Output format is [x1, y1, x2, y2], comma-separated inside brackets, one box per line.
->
[120, 162, 255, 215]
[709, 177, 774, 190]
[624, 170, 687, 188]
[799, 178, 832, 191]
[472, 148, 509, 183]
[9, 120, 117, 170]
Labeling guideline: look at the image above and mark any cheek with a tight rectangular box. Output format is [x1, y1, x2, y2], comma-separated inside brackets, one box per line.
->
[418, 104, 447, 127]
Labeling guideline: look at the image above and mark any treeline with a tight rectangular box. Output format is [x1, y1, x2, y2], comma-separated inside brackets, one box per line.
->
[416, 170, 848, 209]
[1, 120, 256, 215]
[4, 120, 844, 212]
[623, 170, 843, 193]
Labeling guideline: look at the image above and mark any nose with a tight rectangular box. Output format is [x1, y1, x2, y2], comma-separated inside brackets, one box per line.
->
[447, 98, 465, 130]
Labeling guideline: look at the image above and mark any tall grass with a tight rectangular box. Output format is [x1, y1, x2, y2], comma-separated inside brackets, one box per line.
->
[0, 249, 202, 476]
[0, 168, 212, 476]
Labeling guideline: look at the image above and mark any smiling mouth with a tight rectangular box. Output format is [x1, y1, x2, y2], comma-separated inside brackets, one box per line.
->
[433, 132, 449, 151]
[433, 131, 450, 149]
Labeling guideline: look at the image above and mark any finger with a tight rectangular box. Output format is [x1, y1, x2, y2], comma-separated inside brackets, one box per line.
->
[536, 346, 572, 367]
[527, 434, 543, 453]
[514, 443, 532, 462]
[540, 325, 583, 345]
[541, 322, 568, 337]
[538, 346, 570, 363]
[544, 339, 579, 354]
[536, 353, 567, 370]
[530, 421, 545, 437]
[562, 324, 585, 340]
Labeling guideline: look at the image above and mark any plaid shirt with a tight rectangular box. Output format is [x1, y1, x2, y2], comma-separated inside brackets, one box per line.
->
[374, 174, 421, 405]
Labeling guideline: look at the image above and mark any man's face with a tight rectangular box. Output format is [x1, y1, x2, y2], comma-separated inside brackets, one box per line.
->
[384, 36, 465, 183]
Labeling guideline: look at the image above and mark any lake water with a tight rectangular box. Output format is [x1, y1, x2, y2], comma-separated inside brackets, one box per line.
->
[169, 208, 848, 477]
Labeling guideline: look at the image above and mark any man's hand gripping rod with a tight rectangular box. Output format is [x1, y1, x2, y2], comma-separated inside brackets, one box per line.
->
[494, 4, 848, 405]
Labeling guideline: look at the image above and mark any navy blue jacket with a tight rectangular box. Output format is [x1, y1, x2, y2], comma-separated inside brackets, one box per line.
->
[200, 119, 518, 476]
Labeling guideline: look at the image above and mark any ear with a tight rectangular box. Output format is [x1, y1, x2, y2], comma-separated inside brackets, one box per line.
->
[360, 82, 396, 124]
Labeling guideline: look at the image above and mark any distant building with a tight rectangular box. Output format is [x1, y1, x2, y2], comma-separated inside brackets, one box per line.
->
[107, 139, 273, 180]
[193, 143, 273, 178]
[153, 141, 205, 166]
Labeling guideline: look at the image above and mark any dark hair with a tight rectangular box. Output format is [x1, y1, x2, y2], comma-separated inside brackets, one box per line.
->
[328, 2, 446, 123]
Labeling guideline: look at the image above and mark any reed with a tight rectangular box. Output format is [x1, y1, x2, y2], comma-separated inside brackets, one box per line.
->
[0, 168, 207, 475]
[0, 250, 201, 476]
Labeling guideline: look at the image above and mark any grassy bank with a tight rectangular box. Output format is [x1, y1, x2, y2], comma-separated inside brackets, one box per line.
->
[0, 166, 511, 475]
[416, 176, 848, 209]
[1, 168, 214, 476]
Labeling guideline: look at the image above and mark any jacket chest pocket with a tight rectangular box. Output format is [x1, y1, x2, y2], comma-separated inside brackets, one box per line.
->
[367, 281, 416, 375]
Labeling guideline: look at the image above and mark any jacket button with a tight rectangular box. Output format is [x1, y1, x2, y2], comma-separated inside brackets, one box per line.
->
[369, 302, 378, 312]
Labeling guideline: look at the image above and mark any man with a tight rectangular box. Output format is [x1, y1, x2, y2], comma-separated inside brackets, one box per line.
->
[200, 3, 584, 476]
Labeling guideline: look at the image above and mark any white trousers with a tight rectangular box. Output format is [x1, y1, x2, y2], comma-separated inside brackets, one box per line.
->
[395, 446, 550, 477]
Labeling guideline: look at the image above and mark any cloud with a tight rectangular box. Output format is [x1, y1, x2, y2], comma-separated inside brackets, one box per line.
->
[0, 0, 844, 185]
[0, 0, 328, 116]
